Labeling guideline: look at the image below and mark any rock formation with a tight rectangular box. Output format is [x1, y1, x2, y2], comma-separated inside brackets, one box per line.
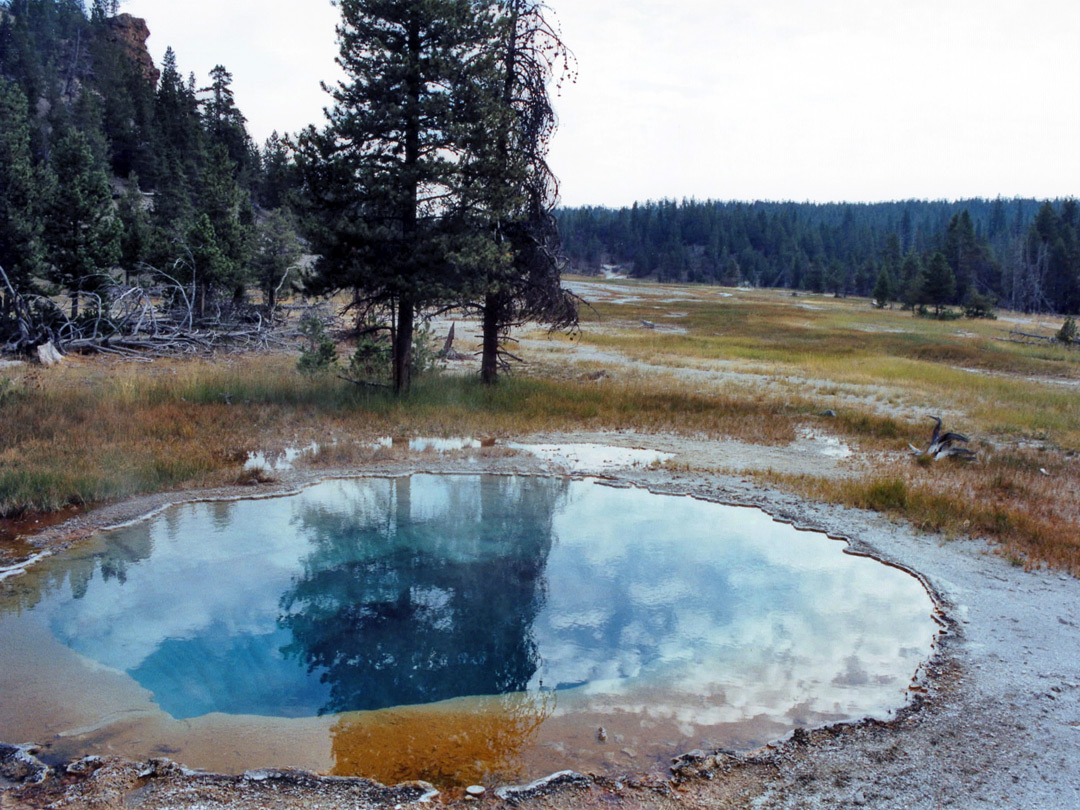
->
[103, 14, 159, 86]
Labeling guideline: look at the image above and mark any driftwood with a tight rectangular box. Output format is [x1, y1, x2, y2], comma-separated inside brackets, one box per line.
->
[35, 341, 63, 366]
[1009, 328, 1056, 342]
[909, 415, 977, 461]
[1, 265, 48, 351]
[995, 326, 1076, 350]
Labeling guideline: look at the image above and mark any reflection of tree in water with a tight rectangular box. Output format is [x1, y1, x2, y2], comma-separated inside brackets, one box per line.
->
[0, 520, 155, 613]
[331, 690, 556, 786]
[279, 475, 567, 715]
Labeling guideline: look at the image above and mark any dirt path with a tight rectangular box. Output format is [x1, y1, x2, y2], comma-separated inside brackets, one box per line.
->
[3, 433, 1079, 809]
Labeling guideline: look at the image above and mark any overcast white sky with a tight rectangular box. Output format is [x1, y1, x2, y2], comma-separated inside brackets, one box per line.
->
[121, 0, 1080, 207]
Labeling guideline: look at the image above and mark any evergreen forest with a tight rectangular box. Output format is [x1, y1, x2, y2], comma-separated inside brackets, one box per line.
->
[557, 198, 1080, 315]
[0, 0, 293, 321]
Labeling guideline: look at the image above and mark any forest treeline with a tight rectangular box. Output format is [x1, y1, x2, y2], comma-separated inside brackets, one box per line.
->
[557, 197, 1080, 315]
[0, 0, 577, 391]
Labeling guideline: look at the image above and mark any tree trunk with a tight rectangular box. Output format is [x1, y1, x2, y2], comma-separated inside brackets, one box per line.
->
[477, 2, 521, 388]
[480, 293, 501, 384]
[393, 296, 414, 395]
[390, 11, 421, 397]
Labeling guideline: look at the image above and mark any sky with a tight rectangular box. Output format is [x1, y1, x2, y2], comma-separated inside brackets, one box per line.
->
[120, 0, 1080, 208]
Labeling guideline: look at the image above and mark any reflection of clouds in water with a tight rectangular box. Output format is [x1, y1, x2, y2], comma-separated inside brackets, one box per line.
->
[531, 482, 936, 728]
[27, 476, 934, 733]
[42, 477, 460, 673]
[45, 497, 317, 672]
[407, 474, 479, 524]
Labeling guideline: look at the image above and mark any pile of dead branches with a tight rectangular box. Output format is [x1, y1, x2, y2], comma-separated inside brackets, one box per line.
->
[1, 265, 309, 361]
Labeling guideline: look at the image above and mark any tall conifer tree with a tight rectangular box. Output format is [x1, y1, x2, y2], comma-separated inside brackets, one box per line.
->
[200, 64, 257, 189]
[43, 128, 122, 319]
[458, 0, 577, 384]
[296, 0, 483, 393]
[0, 79, 49, 293]
[923, 252, 957, 316]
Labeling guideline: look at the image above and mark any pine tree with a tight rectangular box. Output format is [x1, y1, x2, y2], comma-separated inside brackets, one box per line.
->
[154, 47, 204, 186]
[458, 0, 577, 384]
[200, 64, 257, 189]
[1022, 202, 1079, 315]
[90, 0, 109, 24]
[189, 144, 253, 315]
[922, 252, 957, 317]
[148, 153, 195, 266]
[259, 131, 294, 210]
[116, 175, 151, 283]
[0, 79, 49, 293]
[296, 0, 484, 393]
[185, 212, 230, 318]
[89, 9, 157, 180]
[900, 253, 925, 313]
[872, 267, 891, 309]
[43, 128, 122, 319]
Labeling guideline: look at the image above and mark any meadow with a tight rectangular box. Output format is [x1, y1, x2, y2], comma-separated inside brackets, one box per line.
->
[2, 278, 1078, 572]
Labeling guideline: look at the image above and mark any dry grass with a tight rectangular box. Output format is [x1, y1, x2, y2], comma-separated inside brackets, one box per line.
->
[763, 448, 1080, 575]
[571, 280, 1080, 573]
[0, 353, 809, 516]
[574, 284, 1080, 450]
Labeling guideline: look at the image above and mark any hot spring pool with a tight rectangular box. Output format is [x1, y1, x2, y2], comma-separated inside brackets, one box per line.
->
[0, 475, 938, 787]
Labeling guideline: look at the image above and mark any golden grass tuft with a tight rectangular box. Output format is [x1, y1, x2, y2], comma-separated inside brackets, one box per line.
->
[763, 447, 1080, 575]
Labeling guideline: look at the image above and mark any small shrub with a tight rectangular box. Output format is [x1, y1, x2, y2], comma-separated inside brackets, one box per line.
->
[340, 321, 437, 387]
[297, 314, 338, 376]
[1057, 317, 1077, 345]
[411, 323, 439, 377]
[347, 332, 392, 384]
[237, 467, 276, 486]
[864, 478, 909, 511]
[963, 287, 997, 319]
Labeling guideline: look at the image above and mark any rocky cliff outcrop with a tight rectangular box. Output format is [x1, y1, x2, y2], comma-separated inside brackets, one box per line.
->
[103, 14, 159, 85]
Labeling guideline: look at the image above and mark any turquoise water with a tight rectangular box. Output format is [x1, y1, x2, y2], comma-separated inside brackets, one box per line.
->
[0, 475, 938, 783]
